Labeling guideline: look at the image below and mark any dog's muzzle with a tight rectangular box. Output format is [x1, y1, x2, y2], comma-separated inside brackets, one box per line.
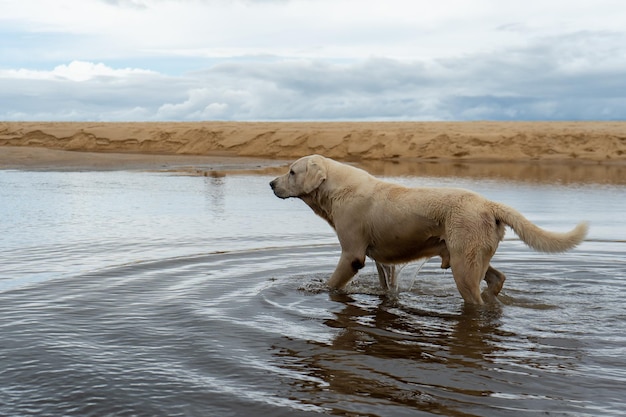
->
[270, 179, 286, 198]
[270, 178, 283, 198]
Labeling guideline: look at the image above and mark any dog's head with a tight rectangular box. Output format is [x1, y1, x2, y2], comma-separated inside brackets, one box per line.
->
[270, 155, 327, 199]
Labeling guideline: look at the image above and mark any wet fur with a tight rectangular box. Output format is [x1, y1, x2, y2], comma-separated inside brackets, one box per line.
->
[270, 155, 588, 304]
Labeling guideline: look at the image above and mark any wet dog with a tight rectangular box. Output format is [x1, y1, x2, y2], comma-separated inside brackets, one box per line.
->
[270, 155, 588, 304]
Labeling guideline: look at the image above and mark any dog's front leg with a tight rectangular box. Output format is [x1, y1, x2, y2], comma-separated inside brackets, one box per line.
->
[327, 252, 365, 290]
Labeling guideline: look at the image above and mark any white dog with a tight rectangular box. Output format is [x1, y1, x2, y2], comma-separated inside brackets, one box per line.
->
[270, 155, 588, 304]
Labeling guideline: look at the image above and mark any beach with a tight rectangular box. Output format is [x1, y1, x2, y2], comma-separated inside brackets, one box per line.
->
[1, 121, 625, 167]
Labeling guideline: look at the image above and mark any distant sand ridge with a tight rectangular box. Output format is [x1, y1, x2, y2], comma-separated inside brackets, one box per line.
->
[1, 121, 625, 162]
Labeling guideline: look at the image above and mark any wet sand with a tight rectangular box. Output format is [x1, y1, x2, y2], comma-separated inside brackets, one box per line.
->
[0, 146, 286, 173]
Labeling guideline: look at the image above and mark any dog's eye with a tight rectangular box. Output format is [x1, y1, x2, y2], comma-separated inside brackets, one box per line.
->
[289, 170, 295, 176]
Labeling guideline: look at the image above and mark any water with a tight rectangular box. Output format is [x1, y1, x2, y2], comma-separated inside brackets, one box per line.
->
[1, 168, 625, 416]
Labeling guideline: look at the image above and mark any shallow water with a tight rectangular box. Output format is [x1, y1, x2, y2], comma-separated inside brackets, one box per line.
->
[1, 169, 625, 416]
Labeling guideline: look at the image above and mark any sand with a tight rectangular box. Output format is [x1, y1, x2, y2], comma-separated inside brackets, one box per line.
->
[2, 121, 625, 161]
[1, 121, 625, 182]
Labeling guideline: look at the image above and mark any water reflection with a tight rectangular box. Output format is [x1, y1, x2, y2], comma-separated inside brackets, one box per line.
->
[203, 175, 226, 218]
[269, 276, 609, 415]
[269, 290, 517, 415]
[324, 292, 507, 364]
[356, 160, 626, 185]
[233, 159, 626, 185]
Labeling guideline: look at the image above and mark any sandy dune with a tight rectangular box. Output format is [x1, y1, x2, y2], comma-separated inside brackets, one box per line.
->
[1, 121, 625, 163]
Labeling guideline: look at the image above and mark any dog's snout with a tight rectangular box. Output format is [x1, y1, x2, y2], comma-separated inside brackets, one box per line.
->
[269, 179, 277, 190]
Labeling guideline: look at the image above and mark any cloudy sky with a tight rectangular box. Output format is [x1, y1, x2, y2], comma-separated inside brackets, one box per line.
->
[2, 0, 625, 121]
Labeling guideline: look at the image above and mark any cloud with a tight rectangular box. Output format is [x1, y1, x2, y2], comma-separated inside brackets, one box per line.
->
[1, 29, 625, 121]
[5, 0, 622, 67]
[0, 61, 158, 82]
[0, 61, 176, 121]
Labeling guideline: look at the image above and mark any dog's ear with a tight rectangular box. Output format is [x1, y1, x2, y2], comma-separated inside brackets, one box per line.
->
[302, 156, 327, 194]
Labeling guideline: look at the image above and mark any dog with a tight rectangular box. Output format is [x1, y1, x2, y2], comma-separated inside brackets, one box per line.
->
[270, 155, 588, 304]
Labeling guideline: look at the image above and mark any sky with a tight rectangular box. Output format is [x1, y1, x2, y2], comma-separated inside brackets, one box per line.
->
[1, 0, 626, 121]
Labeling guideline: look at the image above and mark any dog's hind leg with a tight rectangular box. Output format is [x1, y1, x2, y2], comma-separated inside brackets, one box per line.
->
[449, 245, 494, 304]
[450, 261, 486, 304]
[483, 265, 506, 298]
[448, 210, 504, 303]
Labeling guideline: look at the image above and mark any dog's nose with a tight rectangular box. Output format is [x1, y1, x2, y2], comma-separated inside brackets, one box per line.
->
[269, 179, 276, 190]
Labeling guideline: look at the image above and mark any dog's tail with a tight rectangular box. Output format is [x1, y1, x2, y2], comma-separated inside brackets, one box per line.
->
[491, 202, 588, 253]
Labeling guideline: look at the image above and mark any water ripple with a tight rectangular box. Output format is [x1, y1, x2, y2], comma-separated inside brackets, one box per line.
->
[0, 241, 624, 416]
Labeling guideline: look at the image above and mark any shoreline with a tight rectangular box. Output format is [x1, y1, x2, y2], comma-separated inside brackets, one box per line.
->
[1, 146, 625, 185]
[1, 121, 625, 183]
[0, 146, 287, 173]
